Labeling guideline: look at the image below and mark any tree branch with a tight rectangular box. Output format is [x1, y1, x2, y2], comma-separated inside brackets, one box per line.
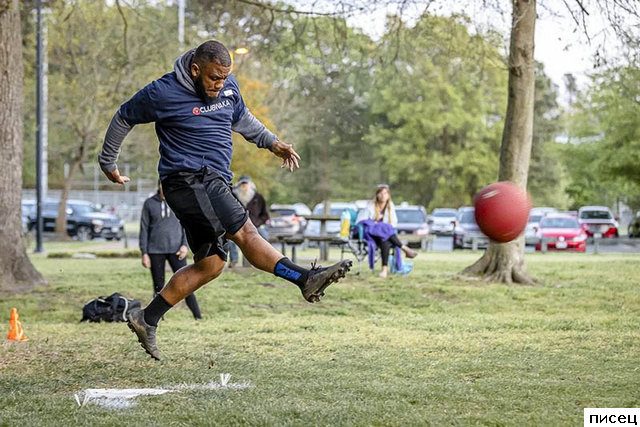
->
[235, 0, 341, 16]
[114, 0, 129, 61]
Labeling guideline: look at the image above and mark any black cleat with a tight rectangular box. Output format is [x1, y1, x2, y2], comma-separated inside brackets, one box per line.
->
[301, 260, 352, 303]
[126, 308, 161, 361]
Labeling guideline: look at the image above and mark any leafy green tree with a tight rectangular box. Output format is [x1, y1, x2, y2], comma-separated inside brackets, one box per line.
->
[261, 15, 379, 205]
[563, 65, 640, 210]
[365, 14, 507, 208]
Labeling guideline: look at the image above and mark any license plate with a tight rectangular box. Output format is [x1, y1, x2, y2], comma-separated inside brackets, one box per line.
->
[111, 227, 119, 232]
[556, 241, 568, 249]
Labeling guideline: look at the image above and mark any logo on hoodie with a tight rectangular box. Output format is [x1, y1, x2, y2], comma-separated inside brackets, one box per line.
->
[192, 99, 231, 116]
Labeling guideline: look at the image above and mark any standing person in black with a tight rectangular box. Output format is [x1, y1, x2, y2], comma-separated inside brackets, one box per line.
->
[140, 182, 201, 320]
[227, 176, 270, 267]
[98, 40, 351, 360]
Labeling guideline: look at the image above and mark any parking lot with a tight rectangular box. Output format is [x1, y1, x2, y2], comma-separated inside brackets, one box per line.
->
[430, 234, 640, 254]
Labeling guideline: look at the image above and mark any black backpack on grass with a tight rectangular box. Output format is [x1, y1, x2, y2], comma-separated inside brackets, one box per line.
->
[80, 293, 141, 323]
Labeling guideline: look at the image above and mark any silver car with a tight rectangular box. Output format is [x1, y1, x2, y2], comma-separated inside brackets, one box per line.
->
[453, 207, 488, 249]
[266, 203, 311, 237]
[304, 202, 358, 238]
[428, 208, 458, 235]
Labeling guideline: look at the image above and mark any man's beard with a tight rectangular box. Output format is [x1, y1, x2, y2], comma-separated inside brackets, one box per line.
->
[194, 74, 217, 104]
[236, 186, 255, 207]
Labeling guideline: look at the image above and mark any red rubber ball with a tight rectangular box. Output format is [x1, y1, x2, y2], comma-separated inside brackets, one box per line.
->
[473, 181, 532, 243]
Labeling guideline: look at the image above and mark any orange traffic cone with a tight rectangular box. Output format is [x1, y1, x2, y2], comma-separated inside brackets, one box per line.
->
[7, 308, 28, 342]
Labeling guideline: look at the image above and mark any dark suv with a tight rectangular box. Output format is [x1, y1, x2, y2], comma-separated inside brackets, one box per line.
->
[28, 199, 125, 241]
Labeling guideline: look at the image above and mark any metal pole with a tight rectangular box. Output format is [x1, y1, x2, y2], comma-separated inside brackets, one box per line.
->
[178, 0, 185, 49]
[93, 162, 99, 204]
[34, 0, 45, 253]
[42, 7, 49, 200]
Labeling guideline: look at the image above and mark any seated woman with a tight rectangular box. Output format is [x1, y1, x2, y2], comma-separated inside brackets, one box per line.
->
[357, 184, 417, 278]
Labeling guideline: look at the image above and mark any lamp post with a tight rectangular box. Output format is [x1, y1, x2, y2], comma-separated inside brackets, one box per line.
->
[34, 0, 48, 253]
[178, 0, 185, 49]
[231, 47, 249, 71]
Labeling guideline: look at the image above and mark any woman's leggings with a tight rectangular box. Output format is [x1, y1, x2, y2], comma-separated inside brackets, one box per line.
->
[149, 253, 202, 319]
[372, 234, 404, 266]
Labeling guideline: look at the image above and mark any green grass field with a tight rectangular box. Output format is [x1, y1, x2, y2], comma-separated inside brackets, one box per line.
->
[1, 251, 639, 426]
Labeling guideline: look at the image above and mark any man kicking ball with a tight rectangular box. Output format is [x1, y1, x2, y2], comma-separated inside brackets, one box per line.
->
[98, 40, 352, 361]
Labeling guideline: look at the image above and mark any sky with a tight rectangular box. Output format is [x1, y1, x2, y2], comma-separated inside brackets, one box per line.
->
[284, 0, 625, 104]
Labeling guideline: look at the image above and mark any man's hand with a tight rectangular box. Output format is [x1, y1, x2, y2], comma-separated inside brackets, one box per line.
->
[104, 168, 131, 185]
[141, 253, 151, 269]
[269, 139, 301, 172]
[176, 245, 189, 260]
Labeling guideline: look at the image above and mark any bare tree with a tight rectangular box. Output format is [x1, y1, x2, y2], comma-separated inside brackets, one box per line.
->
[0, 0, 45, 291]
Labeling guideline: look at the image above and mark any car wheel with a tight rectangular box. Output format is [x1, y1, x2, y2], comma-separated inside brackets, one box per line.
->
[76, 225, 92, 242]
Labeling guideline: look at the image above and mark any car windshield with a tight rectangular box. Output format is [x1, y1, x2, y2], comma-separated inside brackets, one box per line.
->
[71, 204, 98, 215]
[397, 209, 425, 223]
[459, 211, 476, 224]
[433, 211, 456, 217]
[528, 215, 542, 223]
[271, 209, 296, 217]
[580, 210, 612, 220]
[540, 218, 579, 229]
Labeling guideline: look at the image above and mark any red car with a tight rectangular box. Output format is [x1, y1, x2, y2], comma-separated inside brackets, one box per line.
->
[535, 214, 587, 252]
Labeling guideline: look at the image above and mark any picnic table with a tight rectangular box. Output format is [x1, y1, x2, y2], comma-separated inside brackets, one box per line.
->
[305, 214, 341, 261]
[269, 234, 305, 263]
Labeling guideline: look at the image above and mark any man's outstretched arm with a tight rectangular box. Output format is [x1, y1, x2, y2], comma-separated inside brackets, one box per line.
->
[232, 109, 301, 172]
[99, 82, 159, 184]
[98, 112, 132, 185]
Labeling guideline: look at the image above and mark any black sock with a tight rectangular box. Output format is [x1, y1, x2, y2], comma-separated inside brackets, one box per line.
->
[144, 294, 173, 327]
[274, 257, 309, 288]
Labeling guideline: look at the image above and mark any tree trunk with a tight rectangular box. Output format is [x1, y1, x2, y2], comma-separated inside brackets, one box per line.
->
[462, 0, 536, 285]
[0, 0, 45, 291]
[55, 159, 81, 239]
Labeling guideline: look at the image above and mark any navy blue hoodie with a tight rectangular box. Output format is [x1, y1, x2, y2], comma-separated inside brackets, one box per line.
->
[99, 50, 276, 182]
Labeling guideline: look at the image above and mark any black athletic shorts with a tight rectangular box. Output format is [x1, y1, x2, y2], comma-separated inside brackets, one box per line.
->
[161, 167, 248, 262]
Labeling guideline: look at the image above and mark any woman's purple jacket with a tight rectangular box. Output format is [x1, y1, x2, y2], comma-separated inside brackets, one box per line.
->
[357, 220, 403, 271]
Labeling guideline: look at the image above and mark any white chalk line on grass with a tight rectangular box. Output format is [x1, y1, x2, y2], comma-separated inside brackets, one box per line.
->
[73, 373, 253, 409]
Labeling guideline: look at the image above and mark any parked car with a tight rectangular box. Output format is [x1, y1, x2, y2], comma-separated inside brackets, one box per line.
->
[266, 203, 311, 237]
[428, 208, 458, 235]
[304, 202, 357, 239]
[28, 199, 125, 241]
[628, 211, 640, 238]
[578, 206, 619, 238]
[453, 207, 488, 249]
[395, 203, 429, 248]
[525, 207, 558, 245]
[535, 213, 587, 252]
